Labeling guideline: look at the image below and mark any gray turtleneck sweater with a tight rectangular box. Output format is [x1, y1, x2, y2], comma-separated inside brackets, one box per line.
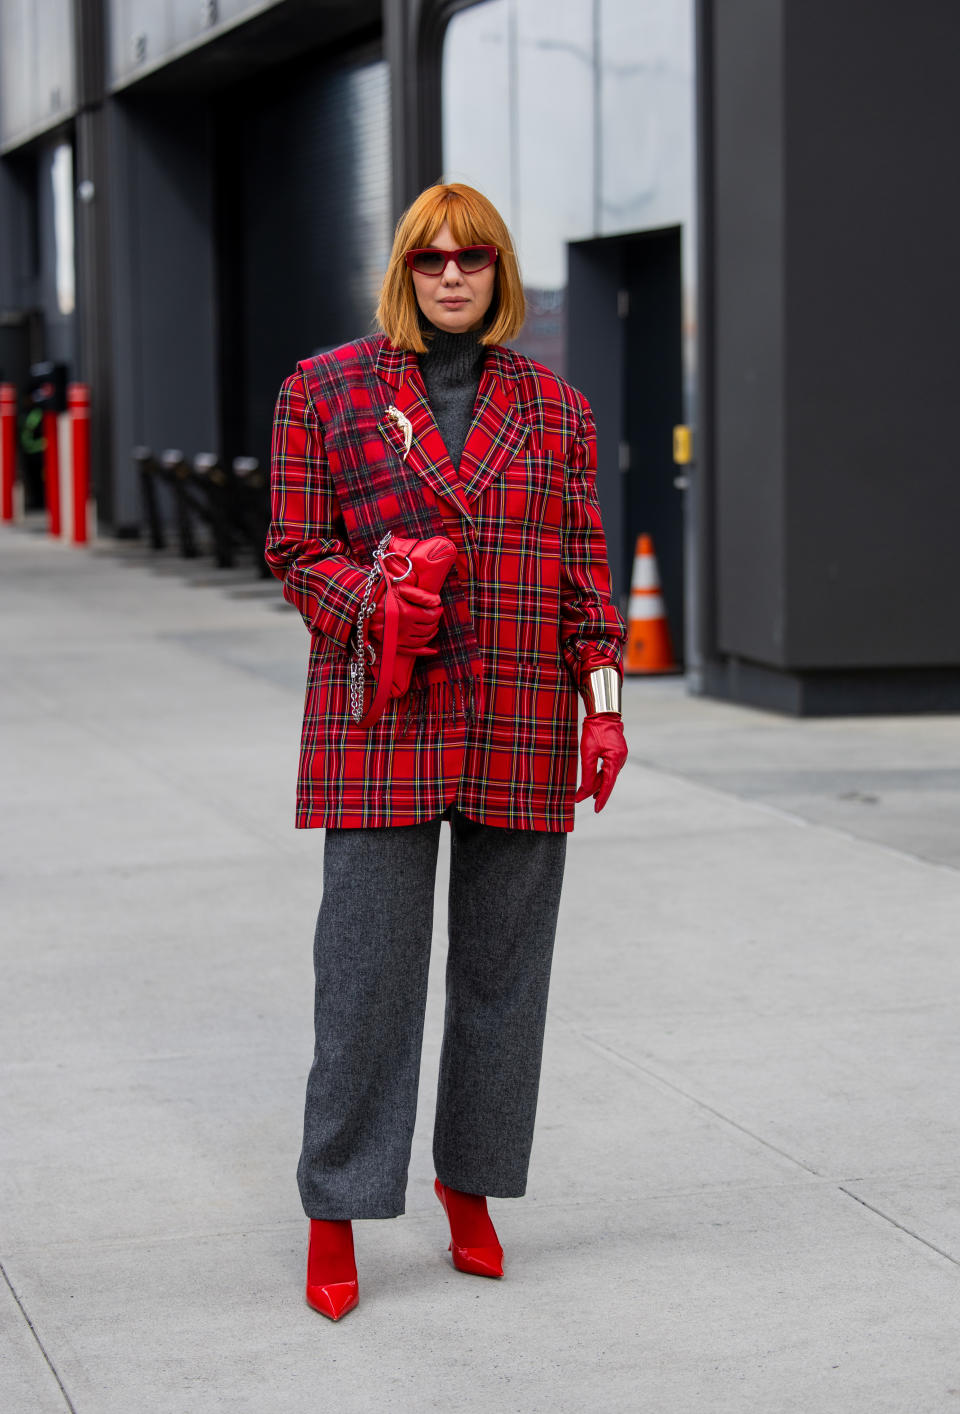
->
[419, 328, 485, 473]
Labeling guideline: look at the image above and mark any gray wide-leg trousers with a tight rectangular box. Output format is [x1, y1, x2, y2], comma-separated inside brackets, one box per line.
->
[297, 806, 567, 1219]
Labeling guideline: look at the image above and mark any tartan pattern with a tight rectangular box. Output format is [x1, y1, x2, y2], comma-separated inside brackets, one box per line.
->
[296, 338, 485, 716]
[266, 334, 625, 831]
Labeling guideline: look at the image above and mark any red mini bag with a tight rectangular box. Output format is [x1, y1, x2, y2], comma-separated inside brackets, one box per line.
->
[357, 533, 458, 727]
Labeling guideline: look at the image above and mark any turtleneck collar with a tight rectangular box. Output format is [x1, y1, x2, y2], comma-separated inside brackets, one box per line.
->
[419, 326, 486, 383]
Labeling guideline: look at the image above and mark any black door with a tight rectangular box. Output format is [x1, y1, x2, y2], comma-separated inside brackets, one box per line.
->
[622, 229, 684, 661]
[567, 227, 685, 662]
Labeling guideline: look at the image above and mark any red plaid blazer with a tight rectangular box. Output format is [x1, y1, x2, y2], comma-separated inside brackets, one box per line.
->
[266, 334, 625, 831]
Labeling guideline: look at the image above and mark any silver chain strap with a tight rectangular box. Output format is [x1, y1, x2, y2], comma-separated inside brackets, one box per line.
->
[349, 531, 393, 723]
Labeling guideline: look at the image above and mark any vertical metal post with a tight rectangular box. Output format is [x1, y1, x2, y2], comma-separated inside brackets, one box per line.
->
[160, 450, 198, 559]
[43, 411, 61, 536]
[72, 0, 114, 525]
[592, 0, 602, 233]
[0, 384, 16, 522]
[134, 447, 165, 551]
[68, 382, 91, 542]
[691, 0, 716, 690]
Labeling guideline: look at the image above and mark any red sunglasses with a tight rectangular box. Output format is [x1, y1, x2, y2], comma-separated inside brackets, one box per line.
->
[404, 245, 498, 276]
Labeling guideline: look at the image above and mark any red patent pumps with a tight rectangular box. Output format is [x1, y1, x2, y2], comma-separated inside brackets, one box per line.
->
[434, 1177, 504, 1278]
[305, 1218, 359, 1320]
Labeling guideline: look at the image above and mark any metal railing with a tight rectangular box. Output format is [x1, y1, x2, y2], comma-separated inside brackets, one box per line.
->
[135, 447, 270, 575]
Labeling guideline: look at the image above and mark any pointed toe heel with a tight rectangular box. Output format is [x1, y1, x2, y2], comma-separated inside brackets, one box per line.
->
[306, 1218, 359, 1320]
[435, 1177, 504, 1279]
[305, 1278, 359, 1321]
[449, 1242, 504, 1279]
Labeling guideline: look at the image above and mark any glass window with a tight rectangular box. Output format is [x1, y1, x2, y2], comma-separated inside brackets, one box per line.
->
[599, 0, 693, 234]
[442, 0, 594, 328]
[442, 0, 694, 376]
[512, 0, 595, 286]
[442, 1, 512, 228]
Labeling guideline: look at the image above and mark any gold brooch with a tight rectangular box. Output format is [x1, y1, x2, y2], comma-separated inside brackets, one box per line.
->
[385, 405, 413, 460]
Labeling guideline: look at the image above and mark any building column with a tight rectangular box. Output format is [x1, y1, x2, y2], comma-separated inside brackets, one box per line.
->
[73, 0, 116, 523]
[697, 0, 960, 714]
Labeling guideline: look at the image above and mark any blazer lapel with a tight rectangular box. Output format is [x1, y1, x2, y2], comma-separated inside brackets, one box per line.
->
[458, 347, 529, 507]
[374, 337, 530, 518]
[375, 340, 474, 522]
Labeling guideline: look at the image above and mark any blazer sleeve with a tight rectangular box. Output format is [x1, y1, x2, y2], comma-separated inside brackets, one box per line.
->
[559, 401, 627, 684]
[265, 370, 369, 647]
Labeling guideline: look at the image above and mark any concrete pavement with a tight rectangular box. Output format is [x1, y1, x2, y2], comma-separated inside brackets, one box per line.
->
[3, 523, 960, 1413]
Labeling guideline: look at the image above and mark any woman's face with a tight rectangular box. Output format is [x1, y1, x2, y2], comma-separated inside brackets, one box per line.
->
[410, 221, 497, 335]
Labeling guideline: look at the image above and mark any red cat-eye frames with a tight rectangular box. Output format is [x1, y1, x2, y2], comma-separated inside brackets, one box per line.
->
[404, 245, 499, 276]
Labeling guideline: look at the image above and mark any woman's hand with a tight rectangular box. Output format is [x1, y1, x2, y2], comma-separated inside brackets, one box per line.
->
[368, 582, 443, 654]
[574, 712, 628, 812]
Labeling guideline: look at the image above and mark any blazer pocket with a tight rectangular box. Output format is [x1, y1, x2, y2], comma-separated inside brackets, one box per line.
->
[483, 657, 576, 747]
[486, 455, 564, 528]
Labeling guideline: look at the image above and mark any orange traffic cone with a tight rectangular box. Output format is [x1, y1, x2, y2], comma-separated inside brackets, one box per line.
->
[625, 534, 678, 674]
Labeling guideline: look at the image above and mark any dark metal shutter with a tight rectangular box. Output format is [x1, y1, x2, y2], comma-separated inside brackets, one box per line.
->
[224, 43, 390, 469]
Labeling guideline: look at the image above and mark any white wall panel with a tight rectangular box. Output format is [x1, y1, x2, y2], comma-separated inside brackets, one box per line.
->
[108, 0, 284, 89]
[0, 0, 76, 151]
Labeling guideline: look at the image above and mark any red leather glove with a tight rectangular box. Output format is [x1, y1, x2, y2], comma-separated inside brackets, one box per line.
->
[368, 581, 443, 654]
[574, 712, 628, 812]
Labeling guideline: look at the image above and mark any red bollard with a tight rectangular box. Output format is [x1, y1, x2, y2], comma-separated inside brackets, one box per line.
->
[43, 409, 60, 537]
[0, 383, 16, 522]
[68, 383, 91, 543]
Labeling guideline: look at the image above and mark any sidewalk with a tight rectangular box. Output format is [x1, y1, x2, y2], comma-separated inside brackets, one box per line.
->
[3, 524, 960, 1414]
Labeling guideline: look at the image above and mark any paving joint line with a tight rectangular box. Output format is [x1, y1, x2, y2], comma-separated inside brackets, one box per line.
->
[573, 1030, 822, 1177]
[1, 1259, 78, 1414]
[575, 1030, 960, 1267]
[837, 1186, 960, 1268]
[630, 754, 960, 879]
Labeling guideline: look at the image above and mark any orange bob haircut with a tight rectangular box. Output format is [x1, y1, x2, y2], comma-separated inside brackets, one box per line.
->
[376, 182, 525, 353]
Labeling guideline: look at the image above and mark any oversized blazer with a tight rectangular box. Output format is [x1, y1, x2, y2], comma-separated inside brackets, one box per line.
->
[266, 333, 625, 832]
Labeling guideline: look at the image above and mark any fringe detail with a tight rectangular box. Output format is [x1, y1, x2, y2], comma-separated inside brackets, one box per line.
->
[395, 672, 483, 738]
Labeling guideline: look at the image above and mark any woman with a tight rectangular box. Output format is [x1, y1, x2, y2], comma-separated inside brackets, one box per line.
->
[266, 183, 628, 1321]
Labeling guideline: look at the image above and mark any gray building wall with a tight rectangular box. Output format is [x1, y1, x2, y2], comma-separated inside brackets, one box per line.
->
[701, 0, 960, 712]
[0, 151, 35, 311]
[782, 1, 960, 671]
[712, 0, 785, 667]
[106, 95, 218, 527]
[107, 0, 285, 89]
